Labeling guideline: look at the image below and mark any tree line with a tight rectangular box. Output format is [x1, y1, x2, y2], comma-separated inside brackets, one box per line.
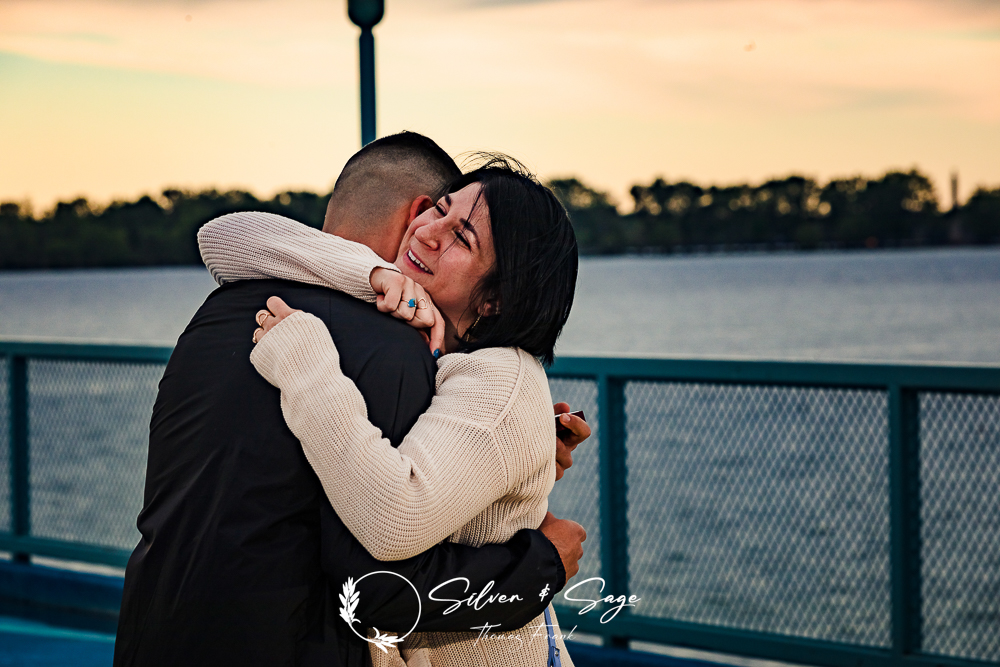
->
[551, 170, 1000, 254]
[0, 190, 328, 269]
[2, 169, 998, 269]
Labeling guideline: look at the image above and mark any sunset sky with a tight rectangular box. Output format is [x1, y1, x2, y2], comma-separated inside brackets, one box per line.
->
[1, 0, 999, 212]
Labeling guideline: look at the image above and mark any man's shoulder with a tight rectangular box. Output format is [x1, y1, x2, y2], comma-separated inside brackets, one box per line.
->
[202, 280, 438, 445]
[205, 278, 355, 312]
[201, 279, 374, 328]
[202, 278, 435, 373]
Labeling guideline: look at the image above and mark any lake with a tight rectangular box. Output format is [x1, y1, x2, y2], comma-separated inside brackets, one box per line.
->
[2, 247, 999, 363]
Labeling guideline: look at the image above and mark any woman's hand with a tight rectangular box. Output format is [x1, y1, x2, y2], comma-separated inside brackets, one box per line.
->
[553, 402, 591, 481]
[370, 268, 445, 357]
[253, 296, 301, 344]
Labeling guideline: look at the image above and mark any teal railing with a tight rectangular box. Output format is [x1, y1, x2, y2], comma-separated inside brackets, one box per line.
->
[1, 341, 170, 567]
[1, 341, 998, 667]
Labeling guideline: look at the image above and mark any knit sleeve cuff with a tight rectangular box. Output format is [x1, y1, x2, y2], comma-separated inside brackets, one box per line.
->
[250, 311, 340, 391]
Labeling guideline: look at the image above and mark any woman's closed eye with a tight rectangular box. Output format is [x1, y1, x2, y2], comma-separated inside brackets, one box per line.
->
[434, 194, 451, 217]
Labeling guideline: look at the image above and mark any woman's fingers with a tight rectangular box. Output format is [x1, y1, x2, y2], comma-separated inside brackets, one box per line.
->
[380, 279, 403, 314]
[393, 285, 445, 357]
[266, 296, 298, 320]
[393, 283, 418, 323]
[368, 268, 442, 352]
[382, 275, 431, 329]
[372, 269, 420, 321]
[388, 283, 444, 356]
[426, 297, 445, 358]
[408, 285, 435, 329]
[557, 411, 592, 448]
[252, 297, 302, 343]
[372, 268, 404, 314]
[553, 403, 592, 480]
[370, 268, 395, 313]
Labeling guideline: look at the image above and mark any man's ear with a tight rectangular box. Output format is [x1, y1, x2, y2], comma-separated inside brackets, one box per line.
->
[408, 195, 434, 223]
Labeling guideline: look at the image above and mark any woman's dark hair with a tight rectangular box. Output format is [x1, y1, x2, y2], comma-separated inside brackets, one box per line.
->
[451, 153, 578, 367]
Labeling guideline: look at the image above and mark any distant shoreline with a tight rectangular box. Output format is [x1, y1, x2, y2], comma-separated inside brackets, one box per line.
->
[2, 243, 999, 276]
[3, 170, 998, 270]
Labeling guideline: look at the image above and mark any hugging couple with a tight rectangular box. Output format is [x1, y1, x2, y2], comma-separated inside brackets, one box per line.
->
[113, 132, 591, 667]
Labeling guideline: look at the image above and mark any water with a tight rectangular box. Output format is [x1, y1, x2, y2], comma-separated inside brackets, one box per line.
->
[1, 248, 998, 659]
[559, 247, 1000, 364]
[1, 247, 998, 362]
[0, 267, 219, 345]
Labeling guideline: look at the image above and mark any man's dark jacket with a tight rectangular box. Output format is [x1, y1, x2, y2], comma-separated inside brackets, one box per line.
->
[114, 280, 565, 667]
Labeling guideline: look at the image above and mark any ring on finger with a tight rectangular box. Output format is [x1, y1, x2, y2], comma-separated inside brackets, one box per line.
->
[416, 298, 428, 309]
[256, 310, 270, 327]
[406, 298, 416, 308]
[252, 328, 262, 344]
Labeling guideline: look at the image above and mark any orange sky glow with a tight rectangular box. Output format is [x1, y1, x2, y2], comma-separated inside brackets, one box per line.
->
[1, 0, 998, 212]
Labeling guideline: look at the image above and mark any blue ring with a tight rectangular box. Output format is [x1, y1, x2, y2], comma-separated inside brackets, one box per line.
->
[407, 299, 416, 308]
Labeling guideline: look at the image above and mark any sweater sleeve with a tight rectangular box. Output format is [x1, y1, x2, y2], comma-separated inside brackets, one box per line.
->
[250, 311, 523, 561]
[197, 211, 399, 302]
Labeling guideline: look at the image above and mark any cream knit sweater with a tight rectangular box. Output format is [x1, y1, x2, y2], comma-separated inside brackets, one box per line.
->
[199, 213, 575, 667]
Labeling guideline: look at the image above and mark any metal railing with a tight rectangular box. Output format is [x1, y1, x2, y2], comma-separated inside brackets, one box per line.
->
[545, 357, 1000, 667]
[1, 341, 171, 567]
[1, 341, 998, 667]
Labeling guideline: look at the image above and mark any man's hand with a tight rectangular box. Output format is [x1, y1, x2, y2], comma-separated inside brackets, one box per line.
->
[538, 511, 586, 584]
[554, 402, 591, 481]
[370, 267, 445, 356]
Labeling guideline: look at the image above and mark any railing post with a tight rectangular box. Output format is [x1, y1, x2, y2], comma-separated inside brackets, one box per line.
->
[597, 374, 630, 648]
[9, 355, 30, 562]
[888, 384, 921, 657]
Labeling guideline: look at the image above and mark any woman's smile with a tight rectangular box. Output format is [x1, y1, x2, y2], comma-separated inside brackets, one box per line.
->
[406, 249, 433, 275]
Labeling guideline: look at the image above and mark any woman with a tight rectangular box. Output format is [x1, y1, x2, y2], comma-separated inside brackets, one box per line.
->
[199, 155, 579, 666]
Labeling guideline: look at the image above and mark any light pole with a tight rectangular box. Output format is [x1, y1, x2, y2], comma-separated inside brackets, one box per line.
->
[348, 0, 384, 146]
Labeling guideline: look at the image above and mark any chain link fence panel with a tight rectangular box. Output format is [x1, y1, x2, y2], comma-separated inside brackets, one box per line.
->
[547, 378, 602, 607]
[625, 381, 891, 646]
[920, 391, 1000, 662]
[0, 357, 9, 532]
[27, 360, 160, 550]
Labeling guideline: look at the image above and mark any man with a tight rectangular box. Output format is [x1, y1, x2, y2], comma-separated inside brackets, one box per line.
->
[114, 132, 587, 667]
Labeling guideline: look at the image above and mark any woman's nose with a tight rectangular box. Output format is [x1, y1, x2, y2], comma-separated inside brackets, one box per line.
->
[414, 218, 444, 250]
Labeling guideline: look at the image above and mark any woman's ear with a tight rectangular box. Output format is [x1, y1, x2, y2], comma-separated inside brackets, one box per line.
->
[478, 299, 500, 317]
[408, 195, 434, 222]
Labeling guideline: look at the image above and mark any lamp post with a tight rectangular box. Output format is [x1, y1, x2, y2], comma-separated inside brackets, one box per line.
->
[348, 0, 384, 146]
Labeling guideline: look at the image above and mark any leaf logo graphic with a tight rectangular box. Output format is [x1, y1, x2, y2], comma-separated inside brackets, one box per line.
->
[337, 571, 422, 653]
[338, 577, 360, 627]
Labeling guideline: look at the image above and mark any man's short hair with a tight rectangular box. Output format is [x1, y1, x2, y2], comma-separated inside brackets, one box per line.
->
[324, 131, 461, 234]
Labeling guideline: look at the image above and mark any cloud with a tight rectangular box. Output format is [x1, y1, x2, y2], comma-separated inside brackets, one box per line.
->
[0, 0, 357, 87]
[2, 0, 999, 207]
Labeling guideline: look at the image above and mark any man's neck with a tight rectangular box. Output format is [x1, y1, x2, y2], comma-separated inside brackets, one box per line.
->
[323, 224, 398, 264]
